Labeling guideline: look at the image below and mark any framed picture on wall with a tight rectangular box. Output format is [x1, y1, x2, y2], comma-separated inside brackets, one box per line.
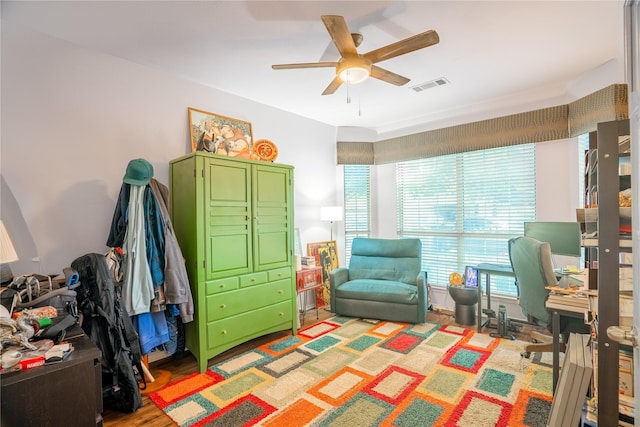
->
[307, 240, 339, 308]
[188, 107, 253, 157]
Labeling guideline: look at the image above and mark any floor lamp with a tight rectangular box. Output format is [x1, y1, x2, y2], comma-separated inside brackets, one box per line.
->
[320, 206, 343, 241]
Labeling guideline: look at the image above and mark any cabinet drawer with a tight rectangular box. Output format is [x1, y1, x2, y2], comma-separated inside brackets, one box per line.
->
[269, 267, 291, 282]
[207, 301, 292, 351]
[207, 280, 292, 321]
[206, 277, 239, 295]
[240, 272, 268, 288]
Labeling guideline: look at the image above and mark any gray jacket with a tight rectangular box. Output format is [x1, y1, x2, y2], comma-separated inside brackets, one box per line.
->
[149, 178, 194, 323]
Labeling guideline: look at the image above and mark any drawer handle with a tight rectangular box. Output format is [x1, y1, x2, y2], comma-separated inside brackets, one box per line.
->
[220, 304, 226, 309]
[219, 284, 225, 288]
[277, 273, 282, 277]
[278, 290, 283, 294]
[221, 330, 227, 335]
[251, 278, 256, 282]
[278, 312, 284, 317]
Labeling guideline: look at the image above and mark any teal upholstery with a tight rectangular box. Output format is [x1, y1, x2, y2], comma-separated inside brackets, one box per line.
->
[329, 238, 428, 323]
[509, 236, 557, 326]
[508, 236, 589, 340]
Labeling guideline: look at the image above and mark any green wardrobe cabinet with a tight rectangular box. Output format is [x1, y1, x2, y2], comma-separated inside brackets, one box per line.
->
[169, 152, 297, 372]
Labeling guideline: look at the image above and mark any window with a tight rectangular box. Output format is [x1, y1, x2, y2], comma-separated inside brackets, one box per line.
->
[396, 144, 536, 296]
[343, 165, 370, 264]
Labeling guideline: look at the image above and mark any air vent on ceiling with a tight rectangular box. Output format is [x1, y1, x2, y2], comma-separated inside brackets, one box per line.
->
[410, 77, 450, 92]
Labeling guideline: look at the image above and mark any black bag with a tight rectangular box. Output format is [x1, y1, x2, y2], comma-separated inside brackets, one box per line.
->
[71, 253, 145, 413]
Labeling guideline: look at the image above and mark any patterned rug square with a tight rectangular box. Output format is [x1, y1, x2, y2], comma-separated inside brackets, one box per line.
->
[149, 317, 553, 427]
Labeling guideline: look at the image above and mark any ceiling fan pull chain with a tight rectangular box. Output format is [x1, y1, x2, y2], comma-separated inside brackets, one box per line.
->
[346, 76, 351, 104]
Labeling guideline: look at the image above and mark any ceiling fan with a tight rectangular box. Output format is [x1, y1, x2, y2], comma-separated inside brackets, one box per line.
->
[272, 15, 439, 95]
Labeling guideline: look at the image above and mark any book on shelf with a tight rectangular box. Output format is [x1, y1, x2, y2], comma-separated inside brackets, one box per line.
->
[591, 342, 635, 414]
[619, 394, 635, 418]
[619, 347, 634, 398]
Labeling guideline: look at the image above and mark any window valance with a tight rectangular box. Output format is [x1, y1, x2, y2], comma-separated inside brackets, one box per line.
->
[336, 83, 628, 165]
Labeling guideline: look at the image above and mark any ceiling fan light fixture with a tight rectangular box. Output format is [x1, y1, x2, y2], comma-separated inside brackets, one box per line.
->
[337, 57, 371, 84]
[339, 66, 369, 84]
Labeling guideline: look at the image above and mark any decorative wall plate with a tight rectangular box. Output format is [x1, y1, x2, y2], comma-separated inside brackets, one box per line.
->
[252, 139, 278, 162]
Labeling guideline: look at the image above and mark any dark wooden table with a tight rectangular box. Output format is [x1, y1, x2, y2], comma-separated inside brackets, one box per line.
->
[1, 334, 102, 427]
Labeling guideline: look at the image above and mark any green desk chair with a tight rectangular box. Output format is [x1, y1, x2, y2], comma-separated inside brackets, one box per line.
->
[508, 236, 589, 356]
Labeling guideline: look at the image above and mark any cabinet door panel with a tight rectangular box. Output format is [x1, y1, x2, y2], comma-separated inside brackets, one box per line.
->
[205, 159, 252, 279]
[253, 166, 292, 271]
[208, 233, 250, 274]
[256, 232, 289, 266]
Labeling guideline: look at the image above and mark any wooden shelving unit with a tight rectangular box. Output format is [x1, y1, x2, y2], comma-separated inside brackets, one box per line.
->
[583, 119, 632, 426]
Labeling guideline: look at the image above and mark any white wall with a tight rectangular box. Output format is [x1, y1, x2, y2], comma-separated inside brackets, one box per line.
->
[0, 18, 622, 299]
[1, 22, 338, 275]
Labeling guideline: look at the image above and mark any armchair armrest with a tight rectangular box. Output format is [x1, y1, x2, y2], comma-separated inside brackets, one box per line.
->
[329, 268, 349, 310]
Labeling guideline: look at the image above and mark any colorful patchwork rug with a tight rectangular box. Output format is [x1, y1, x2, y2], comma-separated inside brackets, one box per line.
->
[149, 317, 554, 426]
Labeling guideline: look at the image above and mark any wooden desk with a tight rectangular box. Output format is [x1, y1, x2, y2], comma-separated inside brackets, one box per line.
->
[545, 284, 595, 393]
[1, 334, 103, 427]
[475, 263, 515, 333]
[549, 306, 586, 393]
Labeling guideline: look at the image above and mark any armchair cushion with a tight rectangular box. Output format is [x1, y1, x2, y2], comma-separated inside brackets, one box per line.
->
[334, 279, 419, 305]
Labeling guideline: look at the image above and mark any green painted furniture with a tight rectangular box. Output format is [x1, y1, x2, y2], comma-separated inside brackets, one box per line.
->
[170, 152, 297, 372]
[329, 237, 428, 323]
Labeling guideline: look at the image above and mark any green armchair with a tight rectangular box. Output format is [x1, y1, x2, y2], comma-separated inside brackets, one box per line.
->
[329, 237, 428, 323]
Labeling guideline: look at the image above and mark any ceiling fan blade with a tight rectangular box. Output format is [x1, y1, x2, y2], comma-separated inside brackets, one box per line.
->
[364, 30, 439, 64]
[370, 65, 410, 86]
[321, 15, 358, 57]
[322, 76, 343, 95]
[272, 62, 337, 70]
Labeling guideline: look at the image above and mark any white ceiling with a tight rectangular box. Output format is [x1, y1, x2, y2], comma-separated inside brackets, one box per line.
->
[1, 1, 625, 136]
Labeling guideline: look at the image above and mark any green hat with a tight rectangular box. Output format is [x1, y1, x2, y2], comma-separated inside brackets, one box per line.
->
[123, 159, 153, 186]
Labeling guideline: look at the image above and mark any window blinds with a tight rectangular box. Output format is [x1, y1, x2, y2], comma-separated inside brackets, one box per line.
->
[396, 144, 536, 296]
[343, 165, 370, 265]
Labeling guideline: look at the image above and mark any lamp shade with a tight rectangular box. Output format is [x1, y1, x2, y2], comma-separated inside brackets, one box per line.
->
[0, 220, 18, 263]
[320, 206, 343, 222]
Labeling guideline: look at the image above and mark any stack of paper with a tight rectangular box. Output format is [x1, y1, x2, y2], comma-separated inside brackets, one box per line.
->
[546, 293, 590, 313]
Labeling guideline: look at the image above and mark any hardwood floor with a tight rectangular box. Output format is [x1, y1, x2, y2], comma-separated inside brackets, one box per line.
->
[103, 308, 541, 427]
